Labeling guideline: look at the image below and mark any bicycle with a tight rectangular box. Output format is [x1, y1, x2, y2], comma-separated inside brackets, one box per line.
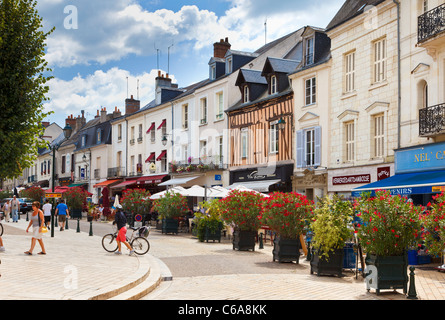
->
[102, 225, 150, 255]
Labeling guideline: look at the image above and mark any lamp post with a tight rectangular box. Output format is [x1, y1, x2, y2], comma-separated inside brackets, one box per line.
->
[49, 124, 72, 237]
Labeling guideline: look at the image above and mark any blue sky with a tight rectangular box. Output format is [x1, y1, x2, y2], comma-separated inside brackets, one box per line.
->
[37, 0, 345, 126]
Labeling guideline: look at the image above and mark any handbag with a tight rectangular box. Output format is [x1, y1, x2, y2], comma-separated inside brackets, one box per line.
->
[41, 226, 48, 233]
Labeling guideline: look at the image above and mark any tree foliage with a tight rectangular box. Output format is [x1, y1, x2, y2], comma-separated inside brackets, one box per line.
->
[0, 0, 54, 179]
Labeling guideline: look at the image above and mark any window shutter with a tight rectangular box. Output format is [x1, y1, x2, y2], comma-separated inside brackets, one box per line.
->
[314, 126, 321, 166]
[296, 130, 304, 168]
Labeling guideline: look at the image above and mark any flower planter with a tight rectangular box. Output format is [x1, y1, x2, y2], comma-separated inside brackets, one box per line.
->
[232, 230, 256, 251]
[272, 236, 301, 263]
[310, 248, 344, 277]
[365, 253, 408, 295]
[204, 225, 222, 243]
[162, 218, 179, 235]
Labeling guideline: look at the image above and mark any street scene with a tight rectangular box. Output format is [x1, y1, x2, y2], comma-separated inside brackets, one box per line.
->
[2, 0, 445, 308]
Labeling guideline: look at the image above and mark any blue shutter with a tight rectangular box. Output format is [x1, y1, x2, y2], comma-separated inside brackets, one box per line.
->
[296, 130, 304, 168]
[314, 126, 321, 167]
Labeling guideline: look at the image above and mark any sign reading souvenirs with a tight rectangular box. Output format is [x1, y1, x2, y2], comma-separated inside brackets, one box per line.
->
[332, 174, 371, 185]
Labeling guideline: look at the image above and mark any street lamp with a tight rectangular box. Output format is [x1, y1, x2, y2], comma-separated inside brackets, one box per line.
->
[277, 117, 286, 131]
[162, 134, 172, 146]
[48, 124, 72, 237]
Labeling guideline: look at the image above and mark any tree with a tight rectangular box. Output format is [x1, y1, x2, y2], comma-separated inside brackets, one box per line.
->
[0, 0, 54, 179]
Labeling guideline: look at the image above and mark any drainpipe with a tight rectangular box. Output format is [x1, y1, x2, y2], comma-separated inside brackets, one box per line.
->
[393, 0, 401, 149]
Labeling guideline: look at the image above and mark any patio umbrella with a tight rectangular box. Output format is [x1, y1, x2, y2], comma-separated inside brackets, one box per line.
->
[227, 185, 269, 197]
[183, 185, 206, 197]
[113, 194, 121, 209]
[207, 186, 230, 198]
[149, 186, 187, 199]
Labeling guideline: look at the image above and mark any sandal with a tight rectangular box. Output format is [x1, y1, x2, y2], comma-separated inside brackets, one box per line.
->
[24, 251, 32, 255]
[38, 252, 46, 255]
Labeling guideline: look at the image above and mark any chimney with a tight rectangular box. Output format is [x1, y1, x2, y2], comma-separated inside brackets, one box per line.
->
[41, 121, 50, 128]
[125, 95, 140, 115]
[100, 107, 107, 123]
[113, 106, 122, 119]
[213, 37, 231, 59]
[95, 109, 100, 118]
[75, 110, 86, 131]
[65, 114, 77, 132]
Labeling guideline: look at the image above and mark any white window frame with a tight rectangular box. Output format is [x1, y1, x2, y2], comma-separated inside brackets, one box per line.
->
[226, 57, 233, 74]
[373, 38, 386, 83]
[305, 129, 315, 167]
[241, 128, 248, 159]
[345, 121, 355, 162]
[215, 92, 224, 120]
[305, 37, 314, 66]
[305, 77, 316, 106]
[243, 85, 249, 103]
[345, 51, 355, 93]
[271, 75, 277, 94]
[200, 97, 207, 124]
[373, 114, 385, 158]
[182, 104, 188, 129]
[200, 140, 207, 158]
[269, 121, 279, 154]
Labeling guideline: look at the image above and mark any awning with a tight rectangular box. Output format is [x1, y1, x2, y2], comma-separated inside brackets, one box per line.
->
[146, 122, 155, 134]
[226, 179, 281, 192]
[93, 179, 121, 188]
[158, 175, 200, 186]
[110, 180, 138, 189]
[136, 174, 167, 185]
[351, 170, 445, 197]
[145, 153, 155, 163]
[68, 182, 87, 187]
[156, 150, 167, 161]
[157, 119, 166, 130]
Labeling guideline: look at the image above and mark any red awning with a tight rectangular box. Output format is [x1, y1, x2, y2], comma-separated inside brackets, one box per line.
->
[156, 150, 167, 161]
[45, 186, 69, 194]
[93, 179, 121, 188]
[145, 153, 155, 163]
[111, 179, 138, 189]
[146, 122, 155, 134]
[157, 119, 166, 130]
[136, 174, 167, 185]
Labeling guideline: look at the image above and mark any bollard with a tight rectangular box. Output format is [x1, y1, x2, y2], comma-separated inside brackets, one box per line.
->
[76, 218, 80, 233]
[26, 211, 29, 222]
[259, 232, 264, 249]
[306, 241, 312, 261]
[55, 216, 58, 228]
[407, 266, 418, 299]
[89, 221, 93, 236]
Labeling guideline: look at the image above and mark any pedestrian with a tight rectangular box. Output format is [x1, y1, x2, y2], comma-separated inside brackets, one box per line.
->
[2, 199, 11, 222]
[42, 199, 52, 229]
[24, 201, 46, 255]
[0, 236, 5, 252]
[10, 195, 20, 223]
[97, 203, 104, 221]
[55, 199, 70, 231]
[113, 207, 134, 255]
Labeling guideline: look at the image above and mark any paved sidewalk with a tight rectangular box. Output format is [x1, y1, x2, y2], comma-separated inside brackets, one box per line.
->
[0, 219, 155, 300]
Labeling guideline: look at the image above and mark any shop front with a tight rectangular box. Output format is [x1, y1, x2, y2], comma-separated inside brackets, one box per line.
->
[352, 142, 445, 205]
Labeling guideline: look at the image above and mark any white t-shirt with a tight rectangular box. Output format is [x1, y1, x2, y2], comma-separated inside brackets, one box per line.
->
[42, 203, 52, 216]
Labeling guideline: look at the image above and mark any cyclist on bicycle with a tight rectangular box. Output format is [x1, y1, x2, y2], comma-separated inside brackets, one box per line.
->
[113, 206, 134, 256]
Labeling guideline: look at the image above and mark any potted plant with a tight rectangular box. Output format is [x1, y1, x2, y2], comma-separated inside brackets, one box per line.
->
[219, 189, 263, 251]
[354, 190, 422, 295]
[87, 202, 95, 222]
[195, 199, 224, 243]
[121, 188, 152, 226]
[20, 186, 45, 202]
[153, 191, 188, 234]
[261, 192, 313, 263]
[309, 195, 353, 277]
[63, 187, 88, 219]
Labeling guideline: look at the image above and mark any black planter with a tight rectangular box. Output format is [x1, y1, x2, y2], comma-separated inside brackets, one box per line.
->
[232, 230, 256, 251]
[71, 208, 82, 219]
[162, 218, 179, 234]
[273, 236, 301, 263]
[365, 253, 408, 295]
[203, 224, 223, 243]
[310, 248, 344, 277]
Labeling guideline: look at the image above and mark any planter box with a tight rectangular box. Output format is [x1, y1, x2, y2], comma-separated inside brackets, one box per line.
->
[162, 218, 179, 234]
[232, 230, 256, 251]
[204, 225, 222, 243]
[310, 248, 344, 277]
[273, 236, 301, 263]
[365, 253, 408, 295]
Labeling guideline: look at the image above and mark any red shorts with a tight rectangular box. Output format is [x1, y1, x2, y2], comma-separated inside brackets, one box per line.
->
[117, 227, 127, 242]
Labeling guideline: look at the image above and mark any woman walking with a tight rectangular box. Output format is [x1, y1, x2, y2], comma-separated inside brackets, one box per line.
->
[2, 199, 11, 222]
[24, 201, 46, 255]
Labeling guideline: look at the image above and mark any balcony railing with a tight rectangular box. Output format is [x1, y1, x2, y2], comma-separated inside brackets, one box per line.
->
[418, 3, 445, 43]
[169, 155, 227, 174]
[419, 103, 445, 136]
[108, 166, 126, 178]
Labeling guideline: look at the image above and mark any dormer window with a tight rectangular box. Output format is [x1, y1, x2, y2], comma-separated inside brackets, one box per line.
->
[226, 57, 233, 74]
[96, 129, 101, 144]
[210, 65, 216, 80]
[81, 135, 86, 147]
[243, 85, 249, 103]
[305, 37, 314, 66]
[270, 75, 277, 94]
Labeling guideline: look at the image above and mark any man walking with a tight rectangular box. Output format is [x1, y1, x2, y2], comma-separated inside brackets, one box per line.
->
[10, 195, 20, 223]
[55, 199, 69, 231]
[42, 199, 52, 229]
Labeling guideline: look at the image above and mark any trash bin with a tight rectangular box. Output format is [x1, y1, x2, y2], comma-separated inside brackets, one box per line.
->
[343, 242, 356, 269]
[408, 249, 418, 265]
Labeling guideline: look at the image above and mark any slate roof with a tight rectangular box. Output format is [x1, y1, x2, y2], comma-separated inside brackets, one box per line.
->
[326, 0, 386, 31]
[263, 57, 300, 75]
[237, 69, 267, 86]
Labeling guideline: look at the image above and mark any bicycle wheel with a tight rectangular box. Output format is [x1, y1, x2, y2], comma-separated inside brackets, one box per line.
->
[131, 237, 150, 255]
[102, 234, 118, 252]
[0, 223, 3, 236]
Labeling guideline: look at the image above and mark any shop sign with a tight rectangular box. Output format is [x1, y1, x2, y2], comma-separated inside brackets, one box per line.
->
[395, 141, 445, 174]
[377, 167, 390, 181]
[333, 174, 371, 185]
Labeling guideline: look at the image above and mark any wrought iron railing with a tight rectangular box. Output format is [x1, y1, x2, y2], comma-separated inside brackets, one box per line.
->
[108, 166, 126, 178]
[418, 3, 445, 43]
[419, 103, 445, 136]
[169, 155, 227, 174]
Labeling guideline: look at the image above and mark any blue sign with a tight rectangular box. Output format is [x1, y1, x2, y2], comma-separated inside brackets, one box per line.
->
[80, 168, 85, 179]
[395, 142, 445, 174]
[215, 174, 221, 181]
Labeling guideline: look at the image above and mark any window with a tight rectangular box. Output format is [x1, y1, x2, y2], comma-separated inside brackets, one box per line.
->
[271, 75, 277, 94]
[373, 38, 386, 83]
[241, 128, 248, 158]
[117, 124, 122, 141]
[182, 104, 188, 129]
[137, 154, 143, 174]
[117, 151, 122, 167]
[210, 65, 216, 80]
[345, 122, 355, 162]
[182, 145, 188, 162]
[130, 126, 135, 144]
[200, 140, 207, 157]
[150, 122, 156, 142]
[269, 122, 279, 154]
[81, 135, 86, 147]
[130, 156, 135, 175]
[138, 124, 143, 142]
[296, 127, 321, 168]
[161, 119, 167, 137]
[373, 114, 384, 158]
[216, 92, 224, 120]
[423, 0, 428, 13]
[200, 97, 207, 124]
[305, 77, 316, 105]
[226, 57, 233, 74]
[305, 37, 314, 65]
[217, 136, 223, 164]
[305, 129, 315, 166]
[345, 52, 355, 93]
[96, 129, 101, 144]
[243, 85, 249, 103]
